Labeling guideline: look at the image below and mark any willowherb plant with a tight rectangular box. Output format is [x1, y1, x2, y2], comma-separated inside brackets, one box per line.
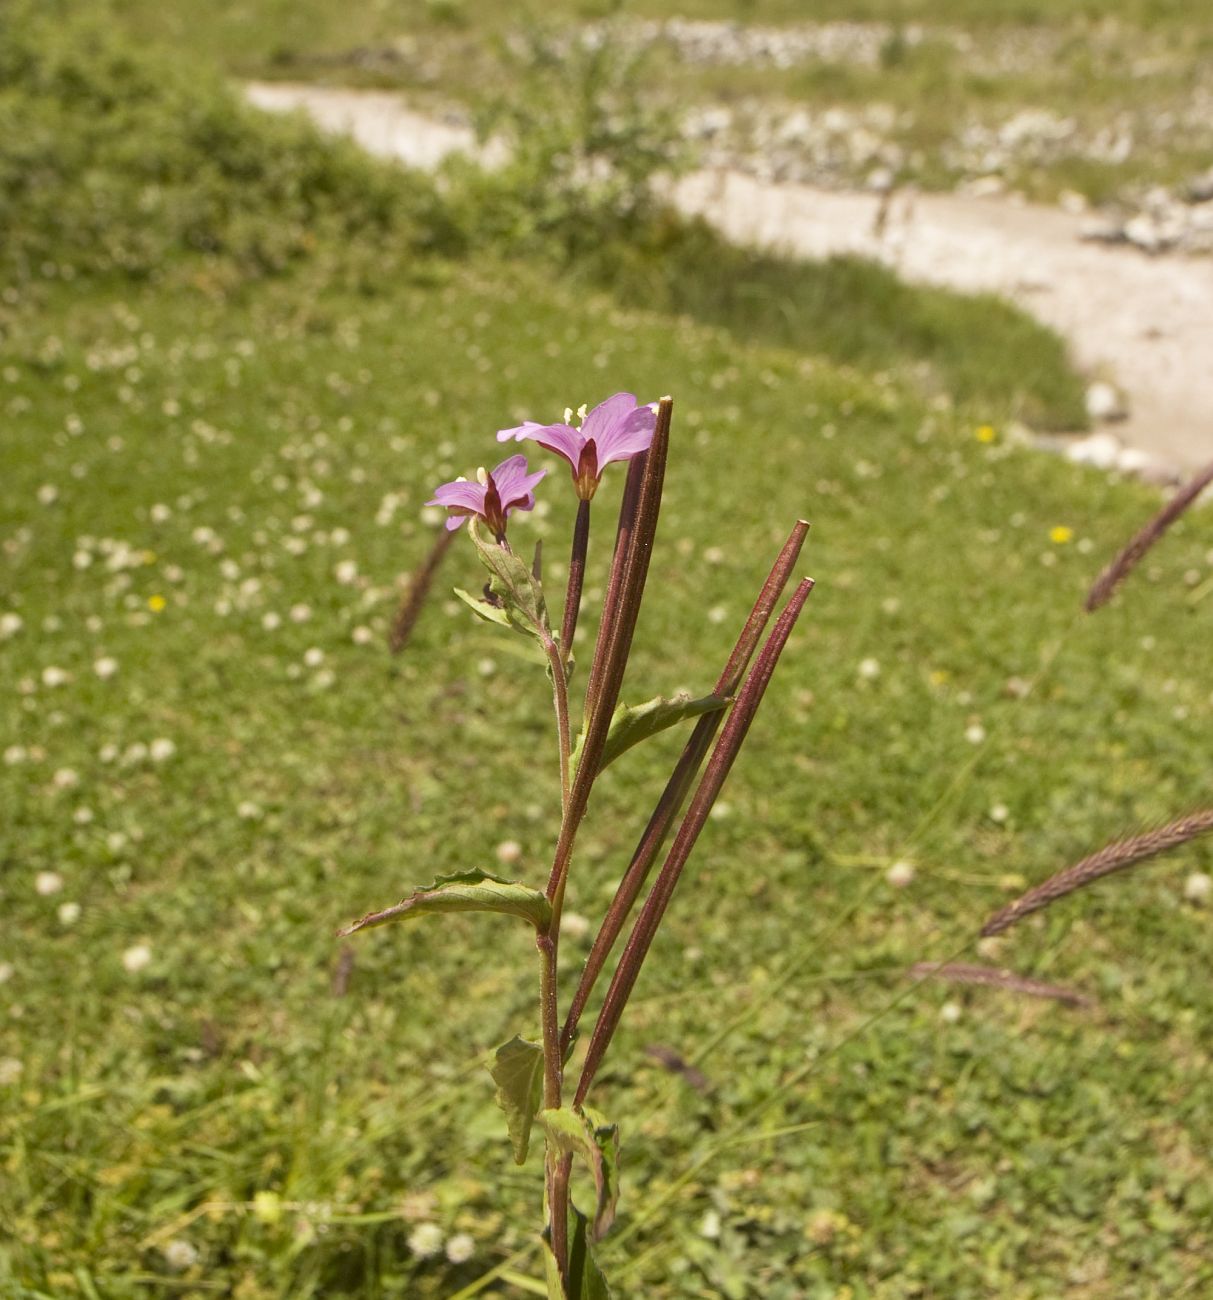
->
[341, 392, 811, 1295]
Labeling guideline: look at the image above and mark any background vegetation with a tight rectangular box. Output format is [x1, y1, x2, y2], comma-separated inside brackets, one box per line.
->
[2, 3, 1211, 1297]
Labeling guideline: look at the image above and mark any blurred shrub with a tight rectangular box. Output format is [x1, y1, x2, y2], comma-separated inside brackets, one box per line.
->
[0, 3, 461, 284]
[444, 24, 689, 264]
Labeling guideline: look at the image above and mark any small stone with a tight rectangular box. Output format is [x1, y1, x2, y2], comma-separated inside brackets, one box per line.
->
[1084, 381, 1128, 423]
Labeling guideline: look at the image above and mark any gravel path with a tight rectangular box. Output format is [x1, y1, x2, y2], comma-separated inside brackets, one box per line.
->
[247, 81, 1213, 473]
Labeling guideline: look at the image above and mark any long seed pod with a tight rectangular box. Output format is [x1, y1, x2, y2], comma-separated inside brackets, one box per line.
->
[1085, 459, 1213, 612]
[909, 962, 1093, 1008]
[982, 809, 1213, 937]
[561, 520, 810, 1051]
[544, 399, 672, 903]
[388, 527, 458, 653]
[576, 577, 814, 1105]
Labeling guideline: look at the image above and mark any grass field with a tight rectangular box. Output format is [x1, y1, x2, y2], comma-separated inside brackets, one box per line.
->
[3, 7, 1213, 1298]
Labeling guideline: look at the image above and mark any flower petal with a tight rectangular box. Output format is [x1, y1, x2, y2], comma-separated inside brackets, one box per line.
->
[579, 393, 640, 444]
[491, 455, 547, 512]
[428, 480, 486, 513]
[593, 403, 657, 469]
[498, 421, 584, 469]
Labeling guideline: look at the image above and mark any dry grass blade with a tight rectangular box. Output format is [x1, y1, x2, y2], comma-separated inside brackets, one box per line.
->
[982, 808, 1213, 936]
[909, 961, 1093, 1007]
[389, 527, 458, 653]
[1085, 459, 1213, 612]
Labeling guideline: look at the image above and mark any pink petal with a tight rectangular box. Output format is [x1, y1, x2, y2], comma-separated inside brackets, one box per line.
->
[594, 403, 657, 469]
[579, 393, 639, 444]
[498, 421, 584, 469]
[428, 480, 486, 513]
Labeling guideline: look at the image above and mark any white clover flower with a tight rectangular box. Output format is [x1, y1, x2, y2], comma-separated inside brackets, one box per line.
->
[123, 742, 148, 765]
[162, 1239, 199, 1271]
[0, 1058, 23, 1086]
[262, 611, 281, 631]
[289, 604, 312, 623]
[73, 550, 93, 570]
[35, 871, 64, 896]
[445, 1233, 475, 1264]
[94, 657, 119, 680]
[989, 803, 1009, 824]
[303, 647, 324, 668]
[334, 560, 358, 585]
[52, 768, 80, 789]
[0, 962, 13, 985]
[858, 657, 881, 679]
[58, 901, 81, 925]
[561, 912, 591, 940]
[1184, 872, 1211, 905]
[73, 807, 93, 825]
[312, 669, 335, 690]
[886, 860, 915, 887]
[0, 612, 23, 639]
[122, 943, 152, 973]
[351, 625, 373, 645]
[99, 743, 119, 763]
[37, 484, 59, 505]
[150, 738, 176, 762]
[495, 840, 522, 865]
[42, 666, 71, 688]
[150, 503, 172, 523]
[965, 723, 987, 745]
[3, 746, 27, 765]
[939, 1001, 962, 1024]
[408, 1223, 445, 1259]
[237, 801, 263, 821]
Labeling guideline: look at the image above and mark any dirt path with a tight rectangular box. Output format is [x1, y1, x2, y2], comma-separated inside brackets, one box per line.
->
[247, 81, 1213, 473]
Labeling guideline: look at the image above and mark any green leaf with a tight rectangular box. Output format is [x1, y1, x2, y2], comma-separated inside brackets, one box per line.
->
[537, 1107, 621, 1240]
[470, 520, 552, 645]
[489, 1036, 544, 1165]
[337, 868, 552, 937]
[571, 692, 730, 774]
[543, 1204, 613, 1300]
[453, 585, 513, 628]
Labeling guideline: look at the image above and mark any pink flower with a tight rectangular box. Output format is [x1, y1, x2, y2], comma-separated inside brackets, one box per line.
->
[497, 393, 656, 500]
[427, 454, 546, 539]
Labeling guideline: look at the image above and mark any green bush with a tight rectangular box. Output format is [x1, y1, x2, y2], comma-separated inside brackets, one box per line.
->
[0, 3, 461, 283]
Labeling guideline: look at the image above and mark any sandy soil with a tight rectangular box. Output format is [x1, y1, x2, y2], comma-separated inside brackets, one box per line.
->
[246, 81, 1213, 472]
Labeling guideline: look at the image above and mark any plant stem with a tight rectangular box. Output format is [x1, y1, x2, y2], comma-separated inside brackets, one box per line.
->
[575, 578, 814, 1106]
[543, 635, 572, 815]
[388, 526, 458, 653]
[540, 401, 673, 1283]
[560, 520, 810, 1052]
[561, 499, 591, 667]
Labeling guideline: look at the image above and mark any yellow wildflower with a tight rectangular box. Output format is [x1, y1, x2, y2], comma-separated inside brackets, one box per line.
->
[148, 594, 167, 612]
[1049, 526, 1073, 544]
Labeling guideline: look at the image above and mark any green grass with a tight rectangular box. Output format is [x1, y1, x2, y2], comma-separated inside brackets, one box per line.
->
[3, 251, 1212, 1297]
[3, 11, 1213, 1297]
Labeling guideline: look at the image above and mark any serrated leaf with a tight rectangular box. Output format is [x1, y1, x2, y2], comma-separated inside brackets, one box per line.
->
[489, 1036, 544, 1165]
[537, 1107, 621, 1240]
[338, 868, 551, 937]
[453, 585, 513, 628]
[571, 692, 729, 774]
[543, 1204, 612, 1300]
[470, 521, 552, 644]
